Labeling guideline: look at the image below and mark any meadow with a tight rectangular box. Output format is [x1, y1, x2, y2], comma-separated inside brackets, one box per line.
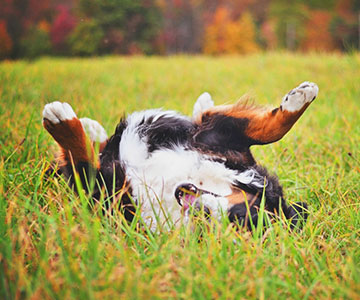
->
[0, 53, 359, 299]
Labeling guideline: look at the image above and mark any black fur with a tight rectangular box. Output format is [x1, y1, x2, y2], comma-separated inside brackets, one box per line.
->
[193, 114, 257, 166]
[93, 119, 135, 221]
[140, 115, 194, 152]
[194, 114, 255, 150]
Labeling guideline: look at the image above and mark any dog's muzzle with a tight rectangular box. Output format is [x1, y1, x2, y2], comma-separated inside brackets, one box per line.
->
[174, 183, 219, 218]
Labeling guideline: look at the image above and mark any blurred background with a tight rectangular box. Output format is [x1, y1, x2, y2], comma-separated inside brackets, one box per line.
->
[0, 0, 359, 59]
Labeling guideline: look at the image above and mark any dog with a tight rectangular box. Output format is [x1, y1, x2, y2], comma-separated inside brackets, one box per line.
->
[42, 81, 318, 231]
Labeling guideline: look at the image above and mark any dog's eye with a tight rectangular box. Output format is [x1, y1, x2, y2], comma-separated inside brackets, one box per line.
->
[284, 96, 288, 102]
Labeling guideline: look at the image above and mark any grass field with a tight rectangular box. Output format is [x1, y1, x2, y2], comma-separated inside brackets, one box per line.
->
[0, 53, 359, 299]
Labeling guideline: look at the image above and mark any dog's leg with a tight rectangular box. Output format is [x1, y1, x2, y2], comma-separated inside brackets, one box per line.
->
[43, 102, 102, 191]
[246, 81, 318, 144]
[197, 82, 318, 145]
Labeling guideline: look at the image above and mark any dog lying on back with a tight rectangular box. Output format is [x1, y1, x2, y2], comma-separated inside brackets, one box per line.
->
[43, 82, 318, 231]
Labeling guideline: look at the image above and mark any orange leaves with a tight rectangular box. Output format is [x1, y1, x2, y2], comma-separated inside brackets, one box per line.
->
[301, 10, 335, 52]
[203, 8, 259, 55]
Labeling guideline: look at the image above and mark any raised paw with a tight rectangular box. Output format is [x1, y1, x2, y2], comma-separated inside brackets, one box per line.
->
[42, 101, 91, 163]
[193, 92, 214, 120]
[80, 118, 108, 143]
[43, 101, 77, 125]
[281, 81, 319, 112]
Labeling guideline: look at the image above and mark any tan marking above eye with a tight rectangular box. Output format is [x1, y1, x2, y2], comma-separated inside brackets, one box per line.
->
[227, 189, 256, 205]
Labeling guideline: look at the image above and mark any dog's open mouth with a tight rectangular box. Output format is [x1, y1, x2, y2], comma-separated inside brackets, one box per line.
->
[175, 183, 199, 211]
[174, 183, 220, 216]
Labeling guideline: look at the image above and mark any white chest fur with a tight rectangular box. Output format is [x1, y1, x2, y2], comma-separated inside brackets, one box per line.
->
[118, 110, 238, 229]
[118, 110, 262, 230]
[122, 146, 236, 228]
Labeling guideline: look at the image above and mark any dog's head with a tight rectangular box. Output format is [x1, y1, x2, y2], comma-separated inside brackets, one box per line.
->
[174, 183, 228, 221]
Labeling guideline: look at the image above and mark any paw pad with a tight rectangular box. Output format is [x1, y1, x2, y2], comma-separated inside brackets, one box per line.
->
[281, 82, 318, 112]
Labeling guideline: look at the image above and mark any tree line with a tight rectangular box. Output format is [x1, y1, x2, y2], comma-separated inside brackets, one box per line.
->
[0, 0, 359, 59]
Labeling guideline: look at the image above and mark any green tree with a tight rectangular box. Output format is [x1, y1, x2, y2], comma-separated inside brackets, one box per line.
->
[68, 20, 104, 56]
[20, 25, 52, 58]
[270, 0, 308, 50]
[77, 0, 161, 54]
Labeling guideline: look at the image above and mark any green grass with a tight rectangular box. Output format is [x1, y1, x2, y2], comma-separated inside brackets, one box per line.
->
[0, 53, 359, 299]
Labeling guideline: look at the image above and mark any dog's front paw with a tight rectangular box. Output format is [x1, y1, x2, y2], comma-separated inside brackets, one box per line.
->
[43, 101, 77, 125]
[281, 82, 319, 112]
[193, 92, 214, 120]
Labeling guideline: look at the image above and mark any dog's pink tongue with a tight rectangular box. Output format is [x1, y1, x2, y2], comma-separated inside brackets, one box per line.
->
[183, 194, 197, 211]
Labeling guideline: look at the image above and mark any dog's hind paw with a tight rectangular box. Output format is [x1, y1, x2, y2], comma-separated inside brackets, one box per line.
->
[80, 118, 108, 143]
[281, 82, 318, 112]
[193, 92, 214, 120]
[43, 101, 77, 124]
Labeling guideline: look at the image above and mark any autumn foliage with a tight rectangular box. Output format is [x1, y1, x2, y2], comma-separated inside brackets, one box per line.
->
[0, 0, 359, 58]
[51, 6, 76, 53]
[0, 20, 12, 58]
[301, 10, 335, 52]
[203, 8, 259, 54]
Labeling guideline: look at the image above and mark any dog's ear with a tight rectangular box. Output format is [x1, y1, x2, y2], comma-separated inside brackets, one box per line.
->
[196, 82, 318, 146]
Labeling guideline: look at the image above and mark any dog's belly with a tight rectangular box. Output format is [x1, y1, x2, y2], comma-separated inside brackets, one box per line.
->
[123, 146, 236, 229]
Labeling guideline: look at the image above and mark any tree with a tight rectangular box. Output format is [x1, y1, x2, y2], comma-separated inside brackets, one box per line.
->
[77, 0, 162, 54]
[20, 23, 52, 58]
[203, 7, 228, 54]
[68, 20, 104, 56]
[0, 20, 12, 58]
[330, 0, 358, 51]
[261, 19, 277, 50]
[270, 0, 308, 50]
[225, 12, 259, 54]
[51, 5, 76, 54]
[203, 7, 259, 54]
[0, 0, 52, 58]
[301, 10, 335, 51]
[157, 0, 207, 54]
